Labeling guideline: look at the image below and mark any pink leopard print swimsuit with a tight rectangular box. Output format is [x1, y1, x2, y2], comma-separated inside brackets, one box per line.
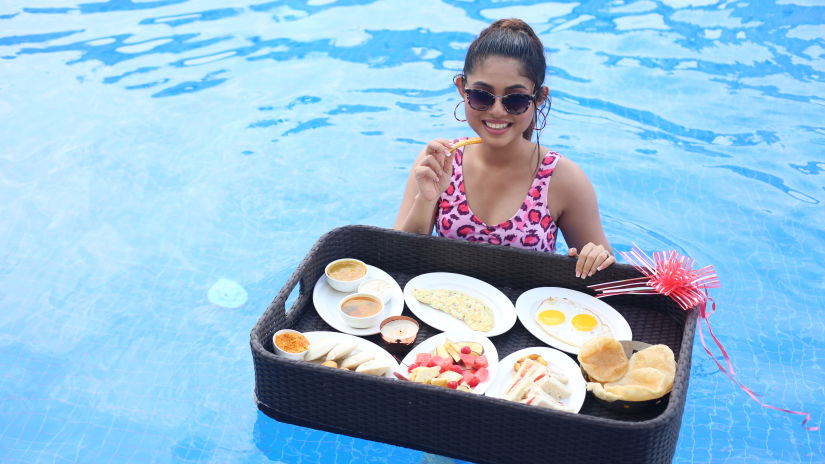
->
[435, 142, 561, 252]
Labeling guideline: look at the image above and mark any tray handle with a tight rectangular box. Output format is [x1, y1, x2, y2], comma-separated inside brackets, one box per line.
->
[276, 266, 310, 327]
[252, 267, 315, 355]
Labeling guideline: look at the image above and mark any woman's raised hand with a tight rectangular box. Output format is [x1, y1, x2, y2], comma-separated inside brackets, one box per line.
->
[568, 242, 615, 278]
[413, 138, 454, 202]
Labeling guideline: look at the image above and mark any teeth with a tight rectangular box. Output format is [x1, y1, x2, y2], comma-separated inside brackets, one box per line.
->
[485, 121, 509, 130]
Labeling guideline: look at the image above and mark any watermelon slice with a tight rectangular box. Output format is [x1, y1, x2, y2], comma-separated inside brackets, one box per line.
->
[468, 376, 480, 388]
[415, 353, 431, 366]
[459, 353, 477, 367]
[475, 367, 490, 382]
[474, 355, 488, 369]
[461, 370, 475, 385]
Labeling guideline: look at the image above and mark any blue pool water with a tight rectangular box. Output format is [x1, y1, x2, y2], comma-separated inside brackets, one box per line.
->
[1, 0, 823, 462]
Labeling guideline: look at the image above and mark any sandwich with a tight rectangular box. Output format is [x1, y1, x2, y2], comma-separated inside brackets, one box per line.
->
[532, 372, 571, 401]
[520, 386, 569, 412]
[503, 358, 545, 401]
[502, 357, 572, 406]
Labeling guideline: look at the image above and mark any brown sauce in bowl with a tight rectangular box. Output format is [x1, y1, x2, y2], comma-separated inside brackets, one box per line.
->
[341, 296, 381, 318]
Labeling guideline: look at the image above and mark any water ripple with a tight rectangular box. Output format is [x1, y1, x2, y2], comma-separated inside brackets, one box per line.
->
[0, 29, 83, 46]
[140, 7, 242, 27]
[78, 0, 189, 15]
[150, 69, 227, 97]
[711, 164, 820, 204]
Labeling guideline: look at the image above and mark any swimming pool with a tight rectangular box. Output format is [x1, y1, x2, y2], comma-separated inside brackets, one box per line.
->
[1, 0, 822, 462]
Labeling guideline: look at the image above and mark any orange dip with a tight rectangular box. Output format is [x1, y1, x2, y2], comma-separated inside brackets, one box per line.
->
[327, 260, 367, 281]
[275, 332, 310, 353]
[341, 295, 381, 318]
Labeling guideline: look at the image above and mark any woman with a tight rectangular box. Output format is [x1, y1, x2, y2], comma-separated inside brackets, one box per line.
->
[394, 18, 614, 278]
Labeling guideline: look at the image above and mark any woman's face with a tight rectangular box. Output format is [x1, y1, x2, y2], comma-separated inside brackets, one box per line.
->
[456, 55, 545, 149]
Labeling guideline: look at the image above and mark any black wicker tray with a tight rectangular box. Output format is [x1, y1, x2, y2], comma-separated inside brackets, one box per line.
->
[250, 225, 696, 464]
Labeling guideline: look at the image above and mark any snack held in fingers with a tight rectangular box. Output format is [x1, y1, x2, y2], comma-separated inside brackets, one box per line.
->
[412, 288, 494, 332]
[448, 137, 482, 153]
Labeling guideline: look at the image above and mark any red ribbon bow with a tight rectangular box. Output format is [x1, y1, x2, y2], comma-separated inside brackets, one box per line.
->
[589, 246, 817, 431]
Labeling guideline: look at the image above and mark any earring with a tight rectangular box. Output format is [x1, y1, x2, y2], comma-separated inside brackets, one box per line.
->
[534, 97, 550, 131]
[453, 100, 466, 122]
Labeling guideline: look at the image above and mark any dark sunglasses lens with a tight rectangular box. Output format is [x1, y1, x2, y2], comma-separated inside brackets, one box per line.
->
[466, 90, 494, 110]
[502, 94, 532, 114]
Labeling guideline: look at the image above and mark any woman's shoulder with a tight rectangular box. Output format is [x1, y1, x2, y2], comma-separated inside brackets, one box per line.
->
[547, 153, 593, 192]
[550, 153, 582, 175]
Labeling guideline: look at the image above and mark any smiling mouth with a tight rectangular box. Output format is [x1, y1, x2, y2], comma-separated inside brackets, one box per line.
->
[484, 121, 511, 130]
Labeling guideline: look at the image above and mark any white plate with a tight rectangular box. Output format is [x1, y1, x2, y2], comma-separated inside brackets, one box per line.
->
[303, 331, 399, 378]
[396, 330, 498, 394]
[312, 265, 403, 335]
[485, 347, 586, 414]
[403, 272, 517, 336]
[516, 287, 632, 355]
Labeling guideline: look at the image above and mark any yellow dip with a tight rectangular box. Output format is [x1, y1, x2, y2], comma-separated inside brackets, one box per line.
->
[327, 260, 367, 281]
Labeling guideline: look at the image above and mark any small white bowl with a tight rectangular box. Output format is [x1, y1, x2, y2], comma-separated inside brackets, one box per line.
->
[325, 258, 369, 292]
[272, 329, 310, 360]
[357, 278, 393, 304]
[339, 292, 385, 329]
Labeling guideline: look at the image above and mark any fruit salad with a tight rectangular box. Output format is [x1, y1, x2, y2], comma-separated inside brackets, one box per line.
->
[403, 339, 490, 392]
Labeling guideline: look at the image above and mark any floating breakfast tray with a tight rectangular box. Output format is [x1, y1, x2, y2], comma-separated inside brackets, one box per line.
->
[250, 225, 696, 464]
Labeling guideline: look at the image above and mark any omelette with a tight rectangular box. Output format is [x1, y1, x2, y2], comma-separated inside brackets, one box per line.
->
[412, 289, 494, 332]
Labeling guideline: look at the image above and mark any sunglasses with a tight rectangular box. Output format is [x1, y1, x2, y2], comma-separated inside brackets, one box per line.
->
[463, 88, 536, 115]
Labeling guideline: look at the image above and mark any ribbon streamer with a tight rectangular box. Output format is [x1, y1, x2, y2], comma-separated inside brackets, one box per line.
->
[589, 245, 817, 431]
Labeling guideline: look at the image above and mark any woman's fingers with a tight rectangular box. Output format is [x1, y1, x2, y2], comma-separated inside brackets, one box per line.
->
[433, 138, 454, 153]
[419, 156, 445, 179]
[576, 243, 596, 278]
[413, 165, 439, 185]
[440, 151, 453, 177]
[597, 253, 615, 271]
[574, 243, 613, 278]
[426, 139, 453, 164]
[420, 139, 453, 180]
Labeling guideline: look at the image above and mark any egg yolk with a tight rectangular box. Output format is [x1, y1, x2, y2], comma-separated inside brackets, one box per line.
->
[538, 310, 565, 326]
[571, 313, 598, 332]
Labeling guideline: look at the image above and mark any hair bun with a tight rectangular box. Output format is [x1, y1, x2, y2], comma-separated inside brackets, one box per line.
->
[490, 18, 531, 33]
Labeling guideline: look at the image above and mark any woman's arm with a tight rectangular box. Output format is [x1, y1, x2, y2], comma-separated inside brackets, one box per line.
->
[551, 157, 616, 278]
[393, 139, 454, 234]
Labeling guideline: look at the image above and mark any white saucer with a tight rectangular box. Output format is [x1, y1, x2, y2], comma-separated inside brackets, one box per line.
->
[312, 264, 403, 335]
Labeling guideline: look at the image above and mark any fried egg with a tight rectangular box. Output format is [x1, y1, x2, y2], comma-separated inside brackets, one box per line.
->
[534, 297, 612, 348]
